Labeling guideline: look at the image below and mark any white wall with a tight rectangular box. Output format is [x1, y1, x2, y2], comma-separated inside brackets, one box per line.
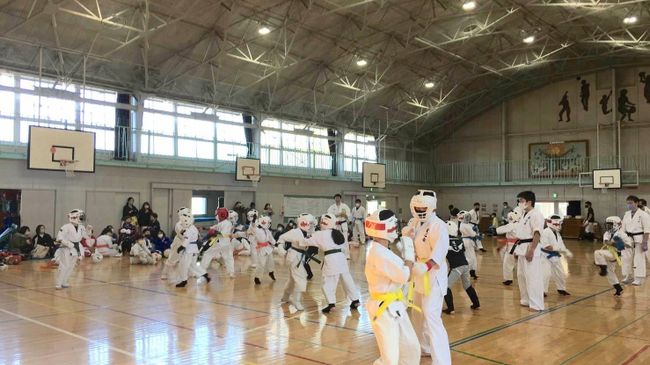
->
[0, 159, 422, 235]
[434, 66, 650, 164]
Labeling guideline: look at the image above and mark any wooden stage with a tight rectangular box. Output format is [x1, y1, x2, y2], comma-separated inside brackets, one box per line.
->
[1, 237, 649, 365]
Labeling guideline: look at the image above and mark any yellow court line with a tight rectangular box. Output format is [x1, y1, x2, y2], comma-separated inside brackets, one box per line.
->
[0, 307, 136, 359]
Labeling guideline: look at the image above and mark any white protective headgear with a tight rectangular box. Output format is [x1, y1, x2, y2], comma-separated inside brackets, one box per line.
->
[177, 207, 193, 229]
[365, 209, 399, 242]
[228, 210, 239, 225]
[409, 190, 437, 222]
[297, 213, 315, 232]
[320, 214, 336, 230]
[548, 215, 562, 232]
[507, 210, 521, 223]
[91, 252, 103, 263]
[258, 215, 271, 229]
[457, 210, 467, 222]
[68, 209, 85, 225]
[247, 209, 259, 223]
[605, 216, 622, 230]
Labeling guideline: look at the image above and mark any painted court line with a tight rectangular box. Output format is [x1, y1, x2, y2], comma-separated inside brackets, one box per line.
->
[452, 349, 511, 365]
[622, 344, 650, 365]
[0, 307, 136, 359]
[450, 288, 611, 347]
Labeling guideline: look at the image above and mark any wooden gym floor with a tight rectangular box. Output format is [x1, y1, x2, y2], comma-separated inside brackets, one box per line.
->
[1, 237, 649, 365]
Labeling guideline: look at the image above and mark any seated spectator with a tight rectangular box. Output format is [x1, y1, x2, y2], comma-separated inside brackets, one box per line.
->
[32, 224, 55, 259]
[8, 226, 32, 256]
[152, 230, 172, 253]
[95, 226, 120, 256]
[119, 216, 138, 254]
[264, 203, 274, 218]
[149, 213, 161, 236]
[138, 202, 153, 230]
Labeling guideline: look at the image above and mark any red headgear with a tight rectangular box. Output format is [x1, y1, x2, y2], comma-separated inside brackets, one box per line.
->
[216, 208, 229, 221]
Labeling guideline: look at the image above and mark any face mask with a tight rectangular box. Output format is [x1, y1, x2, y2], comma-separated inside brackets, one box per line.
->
[355, 204, 360, 208]
[518, 201, 526, 210]
[158, 234, 163, 239]
[474, 208, 479, 211]
[627, 203, 635, 211]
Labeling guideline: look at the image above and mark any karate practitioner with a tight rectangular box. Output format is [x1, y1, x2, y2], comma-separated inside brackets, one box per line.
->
[200, 208, 235, 278]
[130, 235, 157, 265]
[175, 207, 210, 288]
[350, 199, 366, 245]
[54, 209, 86, 289]
[594, 216, 630, 296]
[246, 209, 260, 267]
[277, 213, 315, 310]
[253, 215, 276, 284]
[303, 213, 360, 313]
[468, 202, 486, 252]
[402, 190, 451, 364]
[443, 213, 480, 314]
[496, 209, 521, 285]
[365, 209, 421, 365]
[621, 195, 650, 286]
[541, 215, 572, 296]
[512, 191, 546, 311]
[327, 194, 351, 258]
[457, 210, 479, 279]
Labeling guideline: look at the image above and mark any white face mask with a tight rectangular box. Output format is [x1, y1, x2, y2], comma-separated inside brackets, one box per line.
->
[518, 201, 526, 210]
[355, 203, 360, 208]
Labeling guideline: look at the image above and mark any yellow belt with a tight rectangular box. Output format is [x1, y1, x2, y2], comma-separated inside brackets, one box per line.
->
[602, 244, 622, 267]
[408, 258, 431, 298]
[370, 289, 421, 321]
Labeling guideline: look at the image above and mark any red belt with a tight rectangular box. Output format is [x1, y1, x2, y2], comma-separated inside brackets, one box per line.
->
[257, 242, 270, 248]
[506, 238, 518, 244]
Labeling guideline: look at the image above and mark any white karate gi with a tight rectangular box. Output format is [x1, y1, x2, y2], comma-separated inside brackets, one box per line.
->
[55, 223, 84, 288]
[200, 219, 235, 277]
[130, 240, 155, 264]
[303, 229, 360, 305]
[540, 227, 568, 292]
[496, 223, 517, 281]
[95, 234, 120, 256]
[594, 230, 629, 286]
[513, 208, 546, 311]
[467, 209, 484, 250]
[365, 241, 420, 365]
[351, 205, 366, 244]
[621, 209, 650, 282]
[277, 228, 309, 309]
[404, 214, 451, 365]
[459, 222, 478, 272]
[177, 223, 206, 283]
[328, 202, 352, 257]
[254, 225, 276, 279]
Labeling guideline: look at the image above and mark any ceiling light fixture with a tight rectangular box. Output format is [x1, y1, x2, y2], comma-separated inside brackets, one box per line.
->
[523, 35, 535, 44]
[258, 26, 271, 35]
[462, 1, 477, 11]
[424, 81, 435, 88]
[356, 59, 368, 67]
[623, 15, 638, 25]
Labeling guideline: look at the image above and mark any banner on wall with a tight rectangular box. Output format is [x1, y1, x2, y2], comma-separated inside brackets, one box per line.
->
[528, 140, 589, 178]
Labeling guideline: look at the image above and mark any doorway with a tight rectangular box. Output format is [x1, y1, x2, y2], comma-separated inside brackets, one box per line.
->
[367, 199, 387, 215]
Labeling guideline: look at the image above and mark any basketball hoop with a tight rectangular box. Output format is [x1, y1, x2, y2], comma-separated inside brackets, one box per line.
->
[59, 160, 78, 177]
[247, 174, 260, 188]
[601, 182, 610, 194]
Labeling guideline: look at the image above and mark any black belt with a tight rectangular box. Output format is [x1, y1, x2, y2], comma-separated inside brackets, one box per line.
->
[626, 231, 644, 237]
[510, 238, 533, 255]
[324, 249, 342, 256]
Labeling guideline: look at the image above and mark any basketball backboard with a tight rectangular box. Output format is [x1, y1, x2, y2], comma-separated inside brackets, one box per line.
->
[362, 162, 386, 189]
[236, 157, 261, 182]
[592, 168, 621, 189]
[27, 126, 95, 173]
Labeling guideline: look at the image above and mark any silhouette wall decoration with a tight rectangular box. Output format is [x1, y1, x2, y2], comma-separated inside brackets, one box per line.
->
[640, 72, 650, 104]
[618, 89, 636, 122]
[580, 79, 590, 111]
[558, 91, 571, 122]
[600, 90, 612, 115]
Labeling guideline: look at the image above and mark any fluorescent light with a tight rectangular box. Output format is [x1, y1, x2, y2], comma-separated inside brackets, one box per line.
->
[258, 26, 271, 35]
[356, 59, 368, 67]
[462, 1, 476, 11]
[623, 16, 637, 24]
[523, 35, 535, 44]
[424, 81, 435, 88]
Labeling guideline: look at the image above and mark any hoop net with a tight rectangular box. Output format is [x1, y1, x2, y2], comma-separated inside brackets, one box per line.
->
[247, 174, 260, 188]
[59, 160, 78, 177]
[601, 182, 610, 194]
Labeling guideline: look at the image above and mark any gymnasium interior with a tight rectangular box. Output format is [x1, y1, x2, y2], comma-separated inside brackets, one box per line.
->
[1, 1, 650, 364]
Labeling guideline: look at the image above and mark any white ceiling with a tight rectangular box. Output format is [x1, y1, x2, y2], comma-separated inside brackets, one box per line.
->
[1, 0, 649, 147]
